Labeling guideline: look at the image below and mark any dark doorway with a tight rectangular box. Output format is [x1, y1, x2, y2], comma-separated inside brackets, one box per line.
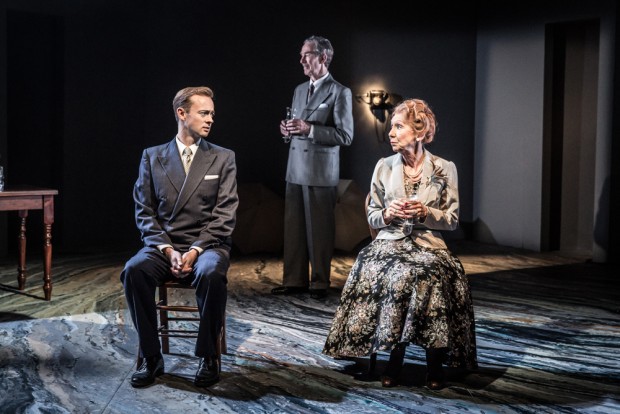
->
[542, 20, 599, 256]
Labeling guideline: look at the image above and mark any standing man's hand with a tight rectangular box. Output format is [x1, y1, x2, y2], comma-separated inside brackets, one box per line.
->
[285, 119, 311, 136]
[280, 120, 290, 137]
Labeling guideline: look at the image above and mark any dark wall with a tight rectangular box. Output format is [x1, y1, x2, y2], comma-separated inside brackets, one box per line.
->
[608, 2, 620, 262]
[0, 0, 477, 254]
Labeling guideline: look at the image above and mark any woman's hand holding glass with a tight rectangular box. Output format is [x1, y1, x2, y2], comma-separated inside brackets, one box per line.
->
[384, 196, 425, 228]
[384, 197, 406, 223]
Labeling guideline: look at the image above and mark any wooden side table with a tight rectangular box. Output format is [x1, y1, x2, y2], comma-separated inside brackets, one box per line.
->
[0, 186, 59, 300]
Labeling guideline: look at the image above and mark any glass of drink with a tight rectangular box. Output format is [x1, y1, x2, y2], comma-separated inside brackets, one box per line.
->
[403, 194, 418, 234]
[282, 107, 297, 143]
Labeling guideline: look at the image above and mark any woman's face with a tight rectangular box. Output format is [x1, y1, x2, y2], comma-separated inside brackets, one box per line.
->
[388, 111, 416, 153]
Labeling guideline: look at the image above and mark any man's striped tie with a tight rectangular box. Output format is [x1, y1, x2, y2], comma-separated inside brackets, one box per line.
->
[182, 147, 192, 175]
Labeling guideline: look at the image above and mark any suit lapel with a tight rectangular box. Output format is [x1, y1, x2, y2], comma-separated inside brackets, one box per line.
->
[300, 80, 313, 112]
[305, 75, 333, 110]
[389, 155, 405, 197]
[171, 140, 217, 219]
[158, 140, 186, 193]
[417, 150, 434, 204]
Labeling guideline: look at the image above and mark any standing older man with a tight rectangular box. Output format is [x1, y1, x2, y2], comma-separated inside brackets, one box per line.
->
[121, 86, 238, 388]
[272, 35, 354, 300]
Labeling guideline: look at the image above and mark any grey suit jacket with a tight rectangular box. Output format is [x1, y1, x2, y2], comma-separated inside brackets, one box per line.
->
[285, 73, 354, 187]
[367, 150, 459, 249]
[134, 138, 238, 252]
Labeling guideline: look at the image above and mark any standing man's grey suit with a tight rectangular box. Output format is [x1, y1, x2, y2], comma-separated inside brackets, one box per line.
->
[272, 35, 354, 299]
[121, 86, 238, 389]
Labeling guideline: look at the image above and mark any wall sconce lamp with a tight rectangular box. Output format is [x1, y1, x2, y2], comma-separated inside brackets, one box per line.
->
[356, 89, 395, 123]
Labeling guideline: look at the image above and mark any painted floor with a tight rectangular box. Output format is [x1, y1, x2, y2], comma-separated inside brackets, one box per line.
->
[0, 240, 618, 413]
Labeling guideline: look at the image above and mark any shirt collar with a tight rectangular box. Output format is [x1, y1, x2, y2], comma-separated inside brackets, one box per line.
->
[176, 137, 200, 155]
[311, 72, 329, 91]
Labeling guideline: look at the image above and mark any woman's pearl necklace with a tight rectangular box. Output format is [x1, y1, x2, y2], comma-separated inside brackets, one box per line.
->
[403, 163, 422, 180]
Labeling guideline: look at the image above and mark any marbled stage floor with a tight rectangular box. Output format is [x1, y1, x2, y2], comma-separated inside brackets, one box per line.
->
[0, 240, 618, 413]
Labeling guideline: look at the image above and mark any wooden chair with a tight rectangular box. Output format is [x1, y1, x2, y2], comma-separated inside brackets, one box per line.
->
[365, 193, 379, 240]
[136, 281, 227, 368]
[364, 193, 379, 378]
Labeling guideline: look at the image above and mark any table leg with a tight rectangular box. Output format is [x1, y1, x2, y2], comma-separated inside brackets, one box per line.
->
[43, 195, 54, 301]
[17, 210, 28, 291]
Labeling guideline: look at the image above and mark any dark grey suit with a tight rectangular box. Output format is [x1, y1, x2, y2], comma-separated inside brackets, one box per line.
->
[283, 74, 354, 290]
[121, 138, 238, 359]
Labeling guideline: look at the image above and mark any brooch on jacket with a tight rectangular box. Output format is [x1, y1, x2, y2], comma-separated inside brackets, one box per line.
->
[425, 165, 448, 190]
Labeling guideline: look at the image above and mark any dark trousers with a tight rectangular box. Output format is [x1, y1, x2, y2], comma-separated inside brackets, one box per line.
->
[283, 182, 337, 290]
[120, 246, 229, 359]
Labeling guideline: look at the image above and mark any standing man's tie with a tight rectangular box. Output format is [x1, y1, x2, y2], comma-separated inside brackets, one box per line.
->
[183, 147, 193, 175]
[307, 83, 315, 103]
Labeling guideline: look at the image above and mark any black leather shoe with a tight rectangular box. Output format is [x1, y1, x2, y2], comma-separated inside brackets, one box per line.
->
[271, 286, 308, 295]
[309, 289, 327, 299]
[131, 354, 164, 388]
[194, 357, 220, 387]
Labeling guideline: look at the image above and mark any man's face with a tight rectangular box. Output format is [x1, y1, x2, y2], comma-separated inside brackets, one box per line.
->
[179, 95, 215, 140]
[299, 41, 323, 80]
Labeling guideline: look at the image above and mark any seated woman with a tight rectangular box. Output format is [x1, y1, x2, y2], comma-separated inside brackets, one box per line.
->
[322, 98, 478, 390]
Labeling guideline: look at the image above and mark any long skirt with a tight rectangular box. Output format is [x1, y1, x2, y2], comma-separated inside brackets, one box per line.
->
[322, 238, 478, 370]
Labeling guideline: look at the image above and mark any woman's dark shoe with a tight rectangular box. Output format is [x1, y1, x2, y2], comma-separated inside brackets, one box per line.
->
[425, 374, 445, 390]
[425, 347, 447, 390]
[381, 375, 399, 388]
[381, 343, 407, 388]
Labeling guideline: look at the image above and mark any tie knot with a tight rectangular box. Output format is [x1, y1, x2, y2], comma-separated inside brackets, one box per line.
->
[183, 147, 192, 156]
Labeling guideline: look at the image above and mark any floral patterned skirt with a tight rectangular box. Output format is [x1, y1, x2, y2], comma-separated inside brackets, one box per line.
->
[322, 238, 478, 369]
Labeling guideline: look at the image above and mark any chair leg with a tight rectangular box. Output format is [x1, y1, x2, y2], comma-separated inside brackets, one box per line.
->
[220, 314, 227, 355]
[154, 283, 227, 366]
[214, 315, 226, 372]
[159, 285, 170, 354]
